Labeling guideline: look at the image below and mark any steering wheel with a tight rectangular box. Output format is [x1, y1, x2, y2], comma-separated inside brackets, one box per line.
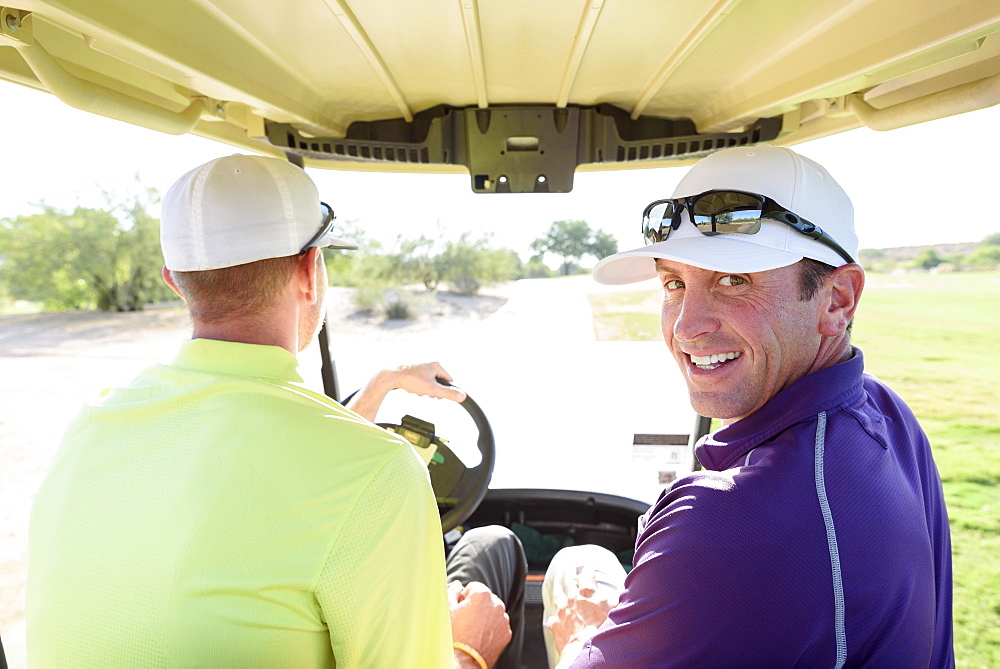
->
[343, 382, 495, 533]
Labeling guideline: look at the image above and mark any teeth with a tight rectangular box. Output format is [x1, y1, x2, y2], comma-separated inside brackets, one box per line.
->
[690, 351, 741, 366]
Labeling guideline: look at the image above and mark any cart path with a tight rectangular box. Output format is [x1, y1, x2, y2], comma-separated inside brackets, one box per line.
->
[334, 275, 692, 500]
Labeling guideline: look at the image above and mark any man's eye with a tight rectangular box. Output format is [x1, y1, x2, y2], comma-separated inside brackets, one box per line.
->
[664, 279, 684, 290]
[719, 275, 745, 286]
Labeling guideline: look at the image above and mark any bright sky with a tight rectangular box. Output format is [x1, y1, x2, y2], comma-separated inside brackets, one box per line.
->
[3, 82, 999, 255]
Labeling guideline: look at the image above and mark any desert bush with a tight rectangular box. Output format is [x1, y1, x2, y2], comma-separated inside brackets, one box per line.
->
[449, 274, 481, 296]
[383, 297, 414, 320]
[439, 233, 520, 295]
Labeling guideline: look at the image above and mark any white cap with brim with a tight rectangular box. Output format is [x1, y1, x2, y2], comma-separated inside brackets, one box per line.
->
[593, 145, 858, 285]
[161, 154, 357, 272]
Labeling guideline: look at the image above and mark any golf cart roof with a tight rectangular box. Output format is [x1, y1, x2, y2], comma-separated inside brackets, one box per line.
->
[2, 1, 999, 193]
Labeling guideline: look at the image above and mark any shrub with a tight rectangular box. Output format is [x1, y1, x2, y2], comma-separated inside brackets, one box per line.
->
[383, 297, 414, 320]
[522, 258, 554, 278]
[911, 248, 944, 270]
[439, 233, 520, 295]
[964, 245, 1000, 269]
[449, 274, 481, 296]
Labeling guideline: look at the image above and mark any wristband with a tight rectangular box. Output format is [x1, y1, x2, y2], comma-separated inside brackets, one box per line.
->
[453, 642, 488, 669]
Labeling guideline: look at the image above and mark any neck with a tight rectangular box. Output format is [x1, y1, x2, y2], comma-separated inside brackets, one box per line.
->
[808, 334, 854, 376]
[190, 309, 298, 355]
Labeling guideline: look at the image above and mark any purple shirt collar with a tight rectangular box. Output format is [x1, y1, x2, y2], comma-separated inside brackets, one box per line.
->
[695, 347, 865, 471]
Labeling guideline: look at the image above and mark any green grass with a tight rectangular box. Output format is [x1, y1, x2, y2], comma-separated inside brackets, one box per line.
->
[588, 290, 662, 341]
[588, 271, 1000, 666]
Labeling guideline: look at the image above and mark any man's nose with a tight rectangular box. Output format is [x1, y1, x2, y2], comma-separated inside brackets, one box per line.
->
[670, 289, 720, 343]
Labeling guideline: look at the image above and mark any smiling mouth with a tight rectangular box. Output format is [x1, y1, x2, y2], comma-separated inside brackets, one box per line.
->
[689, 351, 741, 370]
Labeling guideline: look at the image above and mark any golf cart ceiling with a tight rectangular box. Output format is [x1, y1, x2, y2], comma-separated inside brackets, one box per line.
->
[2, 1, 999, 193]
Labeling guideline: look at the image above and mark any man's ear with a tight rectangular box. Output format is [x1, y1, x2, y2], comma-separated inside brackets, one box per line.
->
[819, 264, 865, 336]
[162, 266, 183, 298]
[295, 248, 322, 304]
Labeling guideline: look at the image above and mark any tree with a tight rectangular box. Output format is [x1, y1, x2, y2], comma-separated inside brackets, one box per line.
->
[398, 235, 447, 290]
[530, 220, 620, 275]
[531, 220, 591, 275]
[590, 230, 619, 262]
[328, 232, 520, 296]
[911, 247, 943, 270]
[0, 192, 174, 311]
[439, 233, 520, 295]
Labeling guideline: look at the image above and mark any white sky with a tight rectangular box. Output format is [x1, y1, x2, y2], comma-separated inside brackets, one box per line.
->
[2, 82, 999, 255]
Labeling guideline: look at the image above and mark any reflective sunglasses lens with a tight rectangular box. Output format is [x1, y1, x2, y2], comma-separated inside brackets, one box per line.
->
[692, 192, 764, 235]
[642, 201, 677, 245]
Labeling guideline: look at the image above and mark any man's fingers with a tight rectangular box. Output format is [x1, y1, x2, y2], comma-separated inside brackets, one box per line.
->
[430, 362, 453, 383]
[393, 363, 467, 402]
[448, 579, 464, 604]
[460, 580, 493, 599]
[436, 384, 467, 403]
[429, 363, 466, 402]
[577, 566, 599, 598]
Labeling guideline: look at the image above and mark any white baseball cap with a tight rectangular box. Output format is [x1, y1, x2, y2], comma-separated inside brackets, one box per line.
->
[161, 154, 357, 271]
[592, 145, 858, 284]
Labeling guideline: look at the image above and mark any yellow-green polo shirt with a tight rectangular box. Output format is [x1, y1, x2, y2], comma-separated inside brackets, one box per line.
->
[28, 338, 452, 667]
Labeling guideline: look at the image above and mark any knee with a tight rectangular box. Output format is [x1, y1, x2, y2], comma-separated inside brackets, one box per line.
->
[463, 525, 526, 562]
[545, 545, 628, 591]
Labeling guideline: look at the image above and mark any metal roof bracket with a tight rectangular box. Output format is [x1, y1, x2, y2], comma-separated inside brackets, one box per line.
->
[269, 105, 783, 194]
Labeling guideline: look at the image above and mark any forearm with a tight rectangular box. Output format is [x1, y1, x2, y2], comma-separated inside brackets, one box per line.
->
[344, 369, 395, 422]
[345, 362, 465, 422]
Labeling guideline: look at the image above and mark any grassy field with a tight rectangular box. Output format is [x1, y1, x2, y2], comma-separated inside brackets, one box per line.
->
[588, 271, 1000, 666]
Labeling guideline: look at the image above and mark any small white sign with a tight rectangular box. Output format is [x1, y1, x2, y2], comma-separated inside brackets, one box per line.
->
[631, 444, 691, 488]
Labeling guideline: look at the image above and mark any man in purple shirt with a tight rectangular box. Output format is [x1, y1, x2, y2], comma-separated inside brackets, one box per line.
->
[544, 145, 953, 667]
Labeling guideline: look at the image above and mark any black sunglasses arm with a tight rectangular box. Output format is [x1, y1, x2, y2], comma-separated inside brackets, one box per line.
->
[767, 211, 856, 265]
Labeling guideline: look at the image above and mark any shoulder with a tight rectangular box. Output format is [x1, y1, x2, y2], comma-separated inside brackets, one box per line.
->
[182, 376, 425, 498]
[637, 446, 829, 565]
[252, 397, 420, 488]
[637, 471, 752, 555]
[858, 372, 922, 427]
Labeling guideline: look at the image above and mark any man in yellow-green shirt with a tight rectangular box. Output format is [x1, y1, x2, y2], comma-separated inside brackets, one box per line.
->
[27, 155, 514, 668]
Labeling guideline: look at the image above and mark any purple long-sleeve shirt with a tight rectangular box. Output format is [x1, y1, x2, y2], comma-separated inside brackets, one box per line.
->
[572, 349, 953, 668]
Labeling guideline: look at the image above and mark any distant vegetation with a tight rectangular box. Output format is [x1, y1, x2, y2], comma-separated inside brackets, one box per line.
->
[320, 219, 619, 318]
[324, 228, 522, 295]
[859, 233, 1000, 273]
[0, 192, 618, 315]
[0, 190, 174, 312]
[529, 220, 619, 275]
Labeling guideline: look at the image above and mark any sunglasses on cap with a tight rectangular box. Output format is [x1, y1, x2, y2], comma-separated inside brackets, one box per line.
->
[642, 190, 855, 265]
[298, 202, 336, 255]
